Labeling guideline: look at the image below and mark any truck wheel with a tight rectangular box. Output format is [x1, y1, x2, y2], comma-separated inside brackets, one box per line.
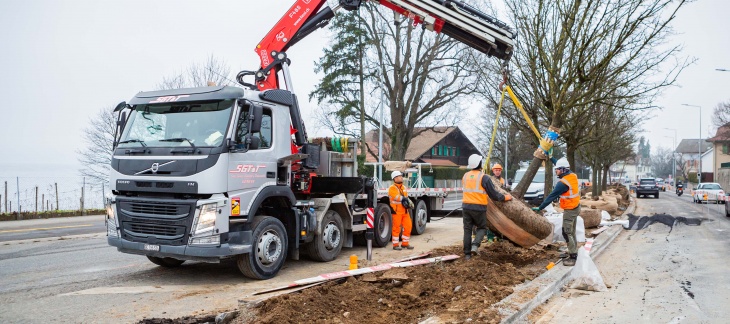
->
[411, 199, 428, 235]
[372, 203, 392, 247]
[146, 256, 185, 267]
[306, 210, 344, 262]
[237, 216, 287, 280]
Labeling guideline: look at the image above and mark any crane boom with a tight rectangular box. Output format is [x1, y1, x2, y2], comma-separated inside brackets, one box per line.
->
[250, 0, 516, 91]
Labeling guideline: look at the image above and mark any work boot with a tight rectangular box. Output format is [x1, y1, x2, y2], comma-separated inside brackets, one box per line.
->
[393, 246, 402, 251]
[464, 254, 472, 261]
[470, 246, 479, 256]
[404, 245, 414, 250]
[563, 254, 578, 266]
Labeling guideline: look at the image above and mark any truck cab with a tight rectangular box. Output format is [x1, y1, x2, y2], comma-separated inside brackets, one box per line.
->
[107, 86, 385, 279]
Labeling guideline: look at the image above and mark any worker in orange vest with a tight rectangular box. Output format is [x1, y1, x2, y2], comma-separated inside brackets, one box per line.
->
[491, 163, 508, 189]
[462, 155, 512, 260]
[532, 161, 581, 266]
[389, 171, 414, 250]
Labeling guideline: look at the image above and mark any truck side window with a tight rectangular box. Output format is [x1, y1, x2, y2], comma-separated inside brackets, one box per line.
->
[236, 108, 272, 149]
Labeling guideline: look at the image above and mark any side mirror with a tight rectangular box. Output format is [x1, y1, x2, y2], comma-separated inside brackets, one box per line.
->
[248, 135, 261, 150]
[250, 105, 263, 134]
[114, 101, 128, 112]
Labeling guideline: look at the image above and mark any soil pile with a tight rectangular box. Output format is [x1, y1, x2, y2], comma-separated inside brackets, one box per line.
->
[241, 242, 555, 324]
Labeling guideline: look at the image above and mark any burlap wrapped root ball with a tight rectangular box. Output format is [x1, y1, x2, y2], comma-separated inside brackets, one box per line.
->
[485, 176, 552, 247]
[581, 196, 618, 214]
[579, 208, 602, 228]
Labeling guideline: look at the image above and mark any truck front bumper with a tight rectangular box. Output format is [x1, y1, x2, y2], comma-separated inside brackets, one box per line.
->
[107, 233, 252, 263]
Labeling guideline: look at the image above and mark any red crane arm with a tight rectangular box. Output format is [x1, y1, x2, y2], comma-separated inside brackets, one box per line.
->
[255, 0, 330, 91]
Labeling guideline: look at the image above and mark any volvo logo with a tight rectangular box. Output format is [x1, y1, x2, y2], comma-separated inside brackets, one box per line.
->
[135, 161, 176, 175]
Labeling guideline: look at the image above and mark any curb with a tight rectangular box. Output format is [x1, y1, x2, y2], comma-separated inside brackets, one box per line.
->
[494, 197, 636, 323]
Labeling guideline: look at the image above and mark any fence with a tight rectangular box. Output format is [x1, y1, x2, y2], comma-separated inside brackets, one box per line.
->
[0, 177, 107, 215]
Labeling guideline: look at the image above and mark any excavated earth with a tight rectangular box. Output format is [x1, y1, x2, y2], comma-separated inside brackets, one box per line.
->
[139, 242, 557, 324]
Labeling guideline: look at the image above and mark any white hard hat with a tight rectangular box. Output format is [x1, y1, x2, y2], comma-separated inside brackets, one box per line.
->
[391, 170, 403, 180]
[555, 158, 570, 168]
[467, 154, 483, 169]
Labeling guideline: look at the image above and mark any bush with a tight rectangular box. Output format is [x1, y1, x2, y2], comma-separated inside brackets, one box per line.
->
[688, 172, 698, 184]
[0, 209, 106, 221]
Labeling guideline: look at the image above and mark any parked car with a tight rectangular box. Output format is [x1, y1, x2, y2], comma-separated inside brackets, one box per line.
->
[511, 168, 546, 206]
[635, 178, 659, 198]
[693, 182, 725, 204]
[656, 178, 667, 191]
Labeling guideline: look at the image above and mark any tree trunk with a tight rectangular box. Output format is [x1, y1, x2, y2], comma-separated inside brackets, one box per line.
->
[513, 157, 542, 198]
[602, 165, 610, 192]
[544, 158, 553, 198]
[591, 163, 599, 198]
[566, 144, 577, 171]
[358, 18, 366, 159]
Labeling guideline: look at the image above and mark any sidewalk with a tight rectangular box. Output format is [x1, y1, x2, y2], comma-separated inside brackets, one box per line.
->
[488, 197, 635, 323]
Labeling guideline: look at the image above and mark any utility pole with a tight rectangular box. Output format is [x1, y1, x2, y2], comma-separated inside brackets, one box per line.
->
[81, 178, 86, 216]
[4, 181, 7, 213]
[55, 183, 59, 211]
[378, 89, 384, 184]
[35, 186, 38, 216]
[16, 177, 20, 216]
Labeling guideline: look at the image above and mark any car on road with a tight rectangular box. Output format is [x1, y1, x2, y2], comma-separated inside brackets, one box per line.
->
[693, 182, 725, 204]
[656, 178, 667, 191]
[636, 178, 659, 198]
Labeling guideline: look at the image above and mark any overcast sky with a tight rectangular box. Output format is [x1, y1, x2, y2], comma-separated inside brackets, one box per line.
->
[0, 0, 728, 178]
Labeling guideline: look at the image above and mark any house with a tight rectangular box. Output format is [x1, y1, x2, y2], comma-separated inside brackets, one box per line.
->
[707, 123, 730, 182]
[364, 126, 481, 167]
[611, 156, 652, 182]
[674, 139, 713, 181]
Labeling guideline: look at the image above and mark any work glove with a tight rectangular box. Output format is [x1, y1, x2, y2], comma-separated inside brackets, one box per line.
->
[531, 207, 540, 212]
[503, 194, 513, 201]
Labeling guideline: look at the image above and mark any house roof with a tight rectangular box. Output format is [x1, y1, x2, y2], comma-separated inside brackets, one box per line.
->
[364, 126, 480, 163]
[420, 158, 459, 167]
[675, 139, 712, 154]
[708, 123, 730, 142]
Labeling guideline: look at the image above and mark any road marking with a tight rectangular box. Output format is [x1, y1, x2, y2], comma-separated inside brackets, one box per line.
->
[59, 285, 220, 296]
[0, 224, 94, 234]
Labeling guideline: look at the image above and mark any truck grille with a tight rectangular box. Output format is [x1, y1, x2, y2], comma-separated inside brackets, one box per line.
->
[116, 199, 196, 246]
[128, 202, 185, 216]
[127, 223, 184, 238]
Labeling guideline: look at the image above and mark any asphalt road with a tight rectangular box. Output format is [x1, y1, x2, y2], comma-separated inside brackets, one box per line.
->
[537, 190, 730, 323]
[0, 215, 106, 242]
[0, 213, 464, 323]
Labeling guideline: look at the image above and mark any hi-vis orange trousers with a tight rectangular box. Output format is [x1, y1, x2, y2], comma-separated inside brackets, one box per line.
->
[392, 212, 412, 247]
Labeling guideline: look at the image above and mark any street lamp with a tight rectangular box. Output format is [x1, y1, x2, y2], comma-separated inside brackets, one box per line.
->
[682, 103, 702, 182]
[664, 128, 677, 185]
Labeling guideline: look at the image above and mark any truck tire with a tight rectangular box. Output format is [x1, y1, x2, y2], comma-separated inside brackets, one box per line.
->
[372, 203, 392, 247]
[411, 199, 428, 235]
[237, 216, 288, 280]
[146, 256, 185, 267]
[306, 210, 344, 262]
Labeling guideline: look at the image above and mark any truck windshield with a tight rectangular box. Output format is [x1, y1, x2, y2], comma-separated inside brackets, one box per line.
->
[119, 100, 233, 148]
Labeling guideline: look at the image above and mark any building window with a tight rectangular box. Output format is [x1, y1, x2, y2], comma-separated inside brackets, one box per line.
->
[431, 147, 436, 156]
[456, 147, 460, 156]
[723, 143, 729, 154]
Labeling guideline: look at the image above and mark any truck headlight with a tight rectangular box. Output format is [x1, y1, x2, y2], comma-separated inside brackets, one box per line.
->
[106, 202, 119, 237]
[192, 204, 217, 236]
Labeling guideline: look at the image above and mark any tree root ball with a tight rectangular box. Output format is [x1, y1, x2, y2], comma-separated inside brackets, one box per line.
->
[579, 208, 602, 228]
[485, 176, 552, 247]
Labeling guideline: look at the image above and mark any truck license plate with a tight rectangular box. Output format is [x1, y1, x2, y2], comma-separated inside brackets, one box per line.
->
[144, 244, 160, 252]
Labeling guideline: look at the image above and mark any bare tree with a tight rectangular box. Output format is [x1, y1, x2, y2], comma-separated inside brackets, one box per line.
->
[651, 146, 675, 179]
[712, 99, 730, 129]
[157, 55, 232, 90]
[312, 3, 480, 160]
[77, 108, 117, 185]
[493, 0, 692, 198]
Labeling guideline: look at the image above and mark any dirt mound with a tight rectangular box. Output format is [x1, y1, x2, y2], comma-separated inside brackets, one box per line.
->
[240, 242, 555, 324]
